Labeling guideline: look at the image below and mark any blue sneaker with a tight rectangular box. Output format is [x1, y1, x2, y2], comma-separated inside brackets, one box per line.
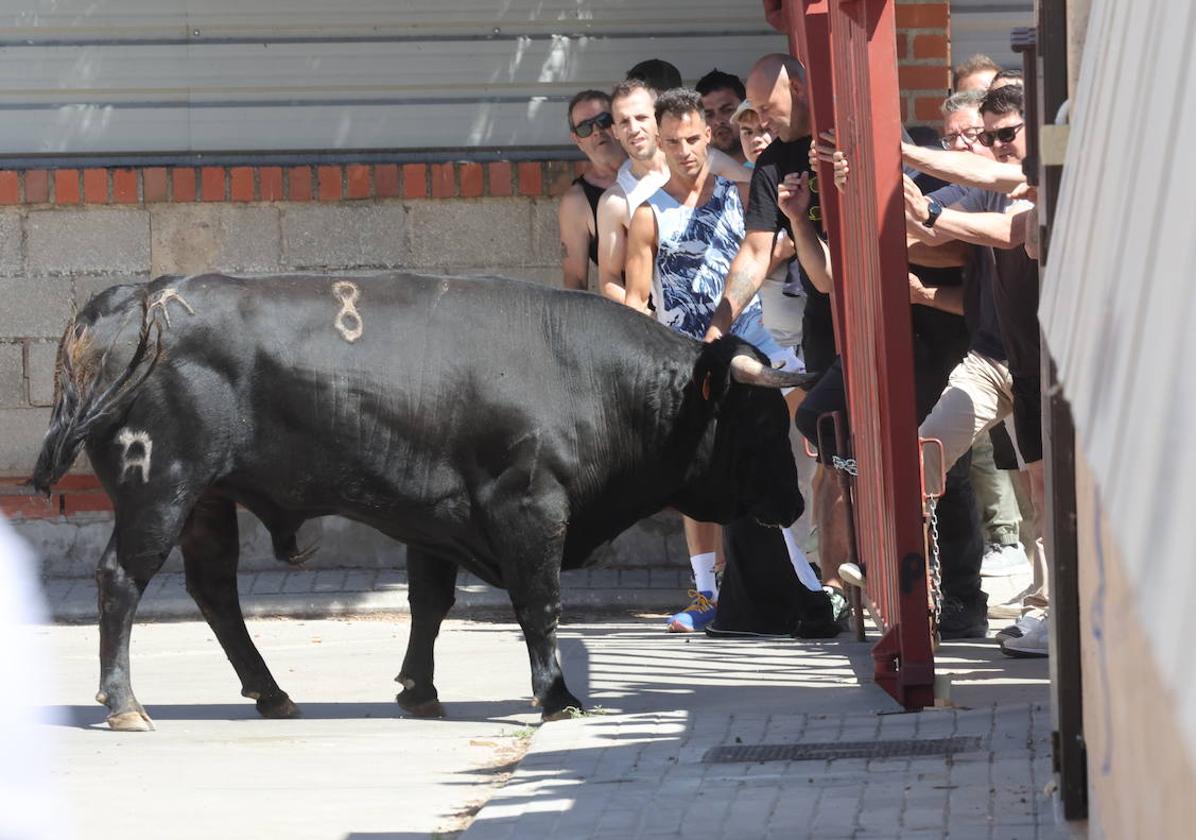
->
[667, 590, 718, 633]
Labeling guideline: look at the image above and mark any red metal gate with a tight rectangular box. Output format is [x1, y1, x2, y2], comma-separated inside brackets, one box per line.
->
[768, 0, 935, 710]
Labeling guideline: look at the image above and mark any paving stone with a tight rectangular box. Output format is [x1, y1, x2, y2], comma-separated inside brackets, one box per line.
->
[250, 571, 287, 595]
[619, 568, 651, 589]
[0, 406, 52, 472]
[0, 212, 21, 275]
[529, 197, 561, 264]
[375, 570, 405, 589]
[312, 570, 346, 593]
[0, 275, 74, 340]
[150, 204, 281, 276]
[341, 570, 376, 592]
[24, 340, 59, 406]
[27, 208, 150, 275]
[407, 199, 532, 269]
[0, 342, 24, 407]
[281, 203, 406, 269]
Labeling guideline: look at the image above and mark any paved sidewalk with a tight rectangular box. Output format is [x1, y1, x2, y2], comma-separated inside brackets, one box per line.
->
[463, 704, 1069, 840]
[43, 565, 693, 622]
[39, 563, 1082, 840]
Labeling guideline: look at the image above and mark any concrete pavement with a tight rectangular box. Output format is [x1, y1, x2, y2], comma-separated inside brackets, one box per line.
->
[36, 616, 544, 840]
[33, 609, 1080, 840]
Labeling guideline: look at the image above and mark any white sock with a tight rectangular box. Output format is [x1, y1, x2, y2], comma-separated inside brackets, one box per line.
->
[782, 527, 824, 592]
[689, 552, 718, 598]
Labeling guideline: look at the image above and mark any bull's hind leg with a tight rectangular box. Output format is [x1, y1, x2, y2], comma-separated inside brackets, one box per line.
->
[396, 548, 457, 718]
[180, 494, 298, 720]
[94, 534, 157, 731]
[95, 501, 192, 731]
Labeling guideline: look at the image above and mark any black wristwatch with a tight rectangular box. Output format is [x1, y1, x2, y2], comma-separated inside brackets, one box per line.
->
[922, 196, 943, 228]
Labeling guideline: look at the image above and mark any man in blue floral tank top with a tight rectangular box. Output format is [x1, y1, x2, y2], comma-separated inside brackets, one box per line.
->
[624, 88, 818, 633]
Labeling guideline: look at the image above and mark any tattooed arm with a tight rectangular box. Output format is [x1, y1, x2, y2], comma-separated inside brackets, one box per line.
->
[703, 229, 775, 341]
[558, 183, 593, 291]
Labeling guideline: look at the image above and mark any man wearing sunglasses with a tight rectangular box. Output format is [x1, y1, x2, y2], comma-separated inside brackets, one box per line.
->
[559, 90, 626, 292]
[936, 90, 1034, 585]
[905, 84, 1050, 658]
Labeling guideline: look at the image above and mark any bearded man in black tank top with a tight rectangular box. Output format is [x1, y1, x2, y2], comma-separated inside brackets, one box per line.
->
[559, 90, 626, 291]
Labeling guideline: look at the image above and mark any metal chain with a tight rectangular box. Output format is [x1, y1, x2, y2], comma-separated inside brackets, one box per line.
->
[831, 455, 858, 476]
[927, 494, 943, 629]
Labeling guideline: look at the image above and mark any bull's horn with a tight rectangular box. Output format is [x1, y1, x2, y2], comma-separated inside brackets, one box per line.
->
[729, 354, 820, 389]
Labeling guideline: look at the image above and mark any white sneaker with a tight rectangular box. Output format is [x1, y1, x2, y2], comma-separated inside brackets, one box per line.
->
[1001, 616, 1050, 658]
[987, 583, 1035, 620]
[995, 613, 1043, 643]
[838, 562, 865, 588]
[980, 543, 1028, 578]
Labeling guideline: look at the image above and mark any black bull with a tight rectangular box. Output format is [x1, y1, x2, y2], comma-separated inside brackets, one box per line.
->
[33, 271, 814, 730]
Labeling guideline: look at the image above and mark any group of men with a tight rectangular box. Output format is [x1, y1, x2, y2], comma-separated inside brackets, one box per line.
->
[554, 51, 1050, 658]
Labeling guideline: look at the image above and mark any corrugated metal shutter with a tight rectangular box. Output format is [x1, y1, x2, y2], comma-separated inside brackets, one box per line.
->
[0, 1, 784, 158]
[1041, 0, 1196, 754]
[950, 0, 1033, 70]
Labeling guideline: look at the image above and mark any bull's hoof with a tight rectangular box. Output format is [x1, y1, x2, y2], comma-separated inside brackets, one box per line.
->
[541, 705, 584, 722]
[107, 710, 155, 732]
[396, 692, 446, 718]
[256, 694, 301, 720]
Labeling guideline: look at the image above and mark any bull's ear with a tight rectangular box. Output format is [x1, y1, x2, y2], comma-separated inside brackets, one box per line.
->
[692, 338, 735, 405]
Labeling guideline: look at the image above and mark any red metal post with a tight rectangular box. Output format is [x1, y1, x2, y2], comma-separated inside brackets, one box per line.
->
[778, 0, 935, 709]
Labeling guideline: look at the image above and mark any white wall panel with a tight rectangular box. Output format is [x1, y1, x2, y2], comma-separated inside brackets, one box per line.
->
[1041, 0, 1196, 757]
[0, 1, 785, 156]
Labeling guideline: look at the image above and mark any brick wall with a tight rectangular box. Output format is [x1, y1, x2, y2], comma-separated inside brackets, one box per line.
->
[0, 161, 581, 208]
[896, 0, 953, 126]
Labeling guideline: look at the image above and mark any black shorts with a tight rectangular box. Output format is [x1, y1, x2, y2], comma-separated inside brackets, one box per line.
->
[989, 421, 1020, 471]
[1010, 374, 1043, 464]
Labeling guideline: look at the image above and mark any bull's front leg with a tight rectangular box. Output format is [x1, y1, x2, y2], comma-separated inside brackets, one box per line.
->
[396, 547, 457, 718]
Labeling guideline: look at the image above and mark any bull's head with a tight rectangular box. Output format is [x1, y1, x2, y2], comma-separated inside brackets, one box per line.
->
[673, 336, 818, 527]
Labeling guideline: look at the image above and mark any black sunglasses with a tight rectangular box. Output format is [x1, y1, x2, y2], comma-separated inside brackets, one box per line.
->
[977, 123, 1025, 147]
[572, 111, 613, 138]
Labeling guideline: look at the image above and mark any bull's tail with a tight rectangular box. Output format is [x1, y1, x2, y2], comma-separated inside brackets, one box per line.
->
[31, 299, 162, 495]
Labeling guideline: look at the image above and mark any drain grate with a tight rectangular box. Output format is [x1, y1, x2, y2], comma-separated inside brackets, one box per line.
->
[703, 736, 983, 764]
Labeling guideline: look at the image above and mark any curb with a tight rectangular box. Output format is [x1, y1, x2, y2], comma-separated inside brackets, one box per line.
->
[49, 581, 687, 623]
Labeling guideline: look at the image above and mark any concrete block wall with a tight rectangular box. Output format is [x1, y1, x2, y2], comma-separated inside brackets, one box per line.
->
[0, 159, 685, 576]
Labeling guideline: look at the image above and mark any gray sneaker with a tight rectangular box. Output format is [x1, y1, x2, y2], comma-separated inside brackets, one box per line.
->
[1001, 615, 1050, 658]
[995, 614, 1044, 643]
[980, 543, 1028, 577]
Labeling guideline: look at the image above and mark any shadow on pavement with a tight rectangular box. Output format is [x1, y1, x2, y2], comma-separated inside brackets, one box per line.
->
[42, 699, 540, 729]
